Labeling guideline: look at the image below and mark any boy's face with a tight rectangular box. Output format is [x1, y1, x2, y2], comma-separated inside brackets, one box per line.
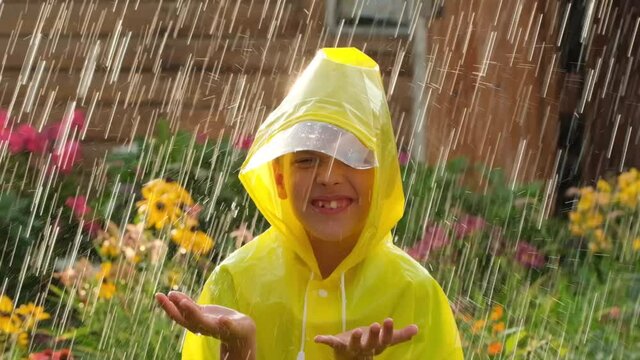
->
[273, 151, 375, 243]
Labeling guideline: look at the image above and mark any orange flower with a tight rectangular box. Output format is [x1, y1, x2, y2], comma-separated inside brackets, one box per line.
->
[490, 304, 504, 321]
[471, 319, 485, 334]
[487, 341, 503, 356]
[492, 321, 505, 334]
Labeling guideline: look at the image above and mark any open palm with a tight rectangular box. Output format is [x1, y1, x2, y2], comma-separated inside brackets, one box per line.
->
[314, 318, 418, 360]
[155, 291, 255, 345]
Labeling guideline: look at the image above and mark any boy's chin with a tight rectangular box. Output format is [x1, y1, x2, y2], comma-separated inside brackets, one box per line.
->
[305, 229, 359, 243]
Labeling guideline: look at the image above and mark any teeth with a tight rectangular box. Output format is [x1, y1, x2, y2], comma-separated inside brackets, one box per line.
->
[330, 201, 338, 209]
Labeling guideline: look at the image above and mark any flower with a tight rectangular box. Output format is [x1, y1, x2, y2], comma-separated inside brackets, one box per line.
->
[98, 282, 116, 300]
[29, 348, 74, 360]
[406, 224, 451, 261]
[471, 319, 485, 334]
[515, 242, 545, 269]
[633, 238, 640, 252]
[64, 196, 91, 218]
[8, 124, 47, 154]
[147, 239, 169, 264]
[0, 315, 21, 334]
[15, 303, 50, 330]
[137, 179, 193, 229]
[171, 228, 214, 254]
[487, 341, 503, 356]
[453, 215, 486, 238]
[492, 321, 505, 334]
[398, 151, 410, 166]
[82, 219, 102, 237]
[233, 135, 254, 150]
[489, 304, 504, 321]
[0, 294, 13, 313]
[52, 141, 81, 174]
[231, 222, 255, 249]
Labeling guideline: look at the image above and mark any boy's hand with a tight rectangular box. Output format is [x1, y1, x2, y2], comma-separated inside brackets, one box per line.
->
[155, 291, 255, 347]
[314, 318, 418, 360]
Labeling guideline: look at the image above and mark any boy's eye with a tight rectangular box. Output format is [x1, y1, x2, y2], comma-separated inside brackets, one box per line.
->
[293, 156, 320, 168]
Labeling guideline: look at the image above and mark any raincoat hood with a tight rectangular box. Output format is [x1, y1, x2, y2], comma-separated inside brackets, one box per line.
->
[239, 47, 404, 279]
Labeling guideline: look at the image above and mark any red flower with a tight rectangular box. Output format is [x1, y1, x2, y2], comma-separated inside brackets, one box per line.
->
[515, 242, 545, 269]
[64, 196, 91, 218]
[44, 110, 85, 141]
[29, 348, 73, 360]
[233, 136, 254, 150]
[452, 214, 486, 238]
[52, 141, 81, 173]
[407, 224, 451, 261]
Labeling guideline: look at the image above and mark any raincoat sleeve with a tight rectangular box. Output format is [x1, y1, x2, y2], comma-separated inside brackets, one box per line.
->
[419, 276, 464, 359]
[181, 265, 238, 360]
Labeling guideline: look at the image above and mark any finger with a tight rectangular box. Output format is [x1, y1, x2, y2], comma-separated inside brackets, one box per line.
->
[390, 325, 419, 346]
[380, 318, 394, 346]
[348, 328, 363, 350]
[177, 298, 221, 337]
[155, 293, 189, 327]
[167, 291, 197, 306]
[314, 335, 347, 352]
[364, 323, 381, 350]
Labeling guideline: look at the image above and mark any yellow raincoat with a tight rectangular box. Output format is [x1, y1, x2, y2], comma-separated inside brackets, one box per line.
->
[182, 48, 463, 359]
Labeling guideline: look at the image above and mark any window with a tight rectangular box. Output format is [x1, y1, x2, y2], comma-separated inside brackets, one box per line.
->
[325, 0, 417, 37]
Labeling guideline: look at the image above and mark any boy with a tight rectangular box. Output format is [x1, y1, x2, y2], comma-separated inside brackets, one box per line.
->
[156, 47, 463, 359]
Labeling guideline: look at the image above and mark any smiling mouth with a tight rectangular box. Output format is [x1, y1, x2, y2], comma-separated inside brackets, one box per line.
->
[310, 198, 353, 214]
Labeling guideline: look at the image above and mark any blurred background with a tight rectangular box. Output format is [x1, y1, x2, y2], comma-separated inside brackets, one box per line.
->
[1, 1, 639, 358]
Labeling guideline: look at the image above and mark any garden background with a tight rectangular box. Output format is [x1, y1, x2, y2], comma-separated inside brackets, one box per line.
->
[1, 0, 639, 358]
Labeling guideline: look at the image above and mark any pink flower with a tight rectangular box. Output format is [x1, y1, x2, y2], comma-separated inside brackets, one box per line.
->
[44, 110, 85, 141]
[65, 196, 91, 218]
[82, 219, 102, 237]
[8, 124, 44, 154]
[398, 151, 410, 166]
[453, 215, 486, 238]
[52, 141, 81, 173]
[406, 224, 451, 261]
[515, 242, 545, 269]
[234, 136, 254, 150]
[196, 131, 208, 145]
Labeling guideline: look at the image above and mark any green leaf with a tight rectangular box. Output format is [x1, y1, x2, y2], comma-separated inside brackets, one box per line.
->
[504, 329, 527, 354]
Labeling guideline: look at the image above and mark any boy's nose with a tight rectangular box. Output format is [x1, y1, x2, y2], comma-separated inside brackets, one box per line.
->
[316, 163, 344, 185]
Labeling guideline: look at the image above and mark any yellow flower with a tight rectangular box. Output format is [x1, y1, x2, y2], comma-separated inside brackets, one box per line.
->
[617, 168, 638, 189]
[137, 196, 182, 230]
[492, 321, 505, 334]
[632, 238, 640, 252]
[577, 190, 596, 212]
[570, 224, 584, 236]
[487, 341, 503, 356]
[0, 295, 13, 314]
[98, 282, 116, 300]
[471, 319, 485, 334]
[0, 315, 21, 334]
[97, 262, 112, 280]
[18, 331, 29, 347]
[585, 212, 604, 229]
[490, 304, 504, 321]
[615, 183, 639, 209]
[141, 179, 194, 206]
[597, 179, 612, 193]
[569, 211, 581, 224]
[15, 303, 50, 330]
[99, 239, 120, 258]
[171, 226, 215, 254]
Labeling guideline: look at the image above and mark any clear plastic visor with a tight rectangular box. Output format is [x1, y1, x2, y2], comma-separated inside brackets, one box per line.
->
[242, 121, 377, 172]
